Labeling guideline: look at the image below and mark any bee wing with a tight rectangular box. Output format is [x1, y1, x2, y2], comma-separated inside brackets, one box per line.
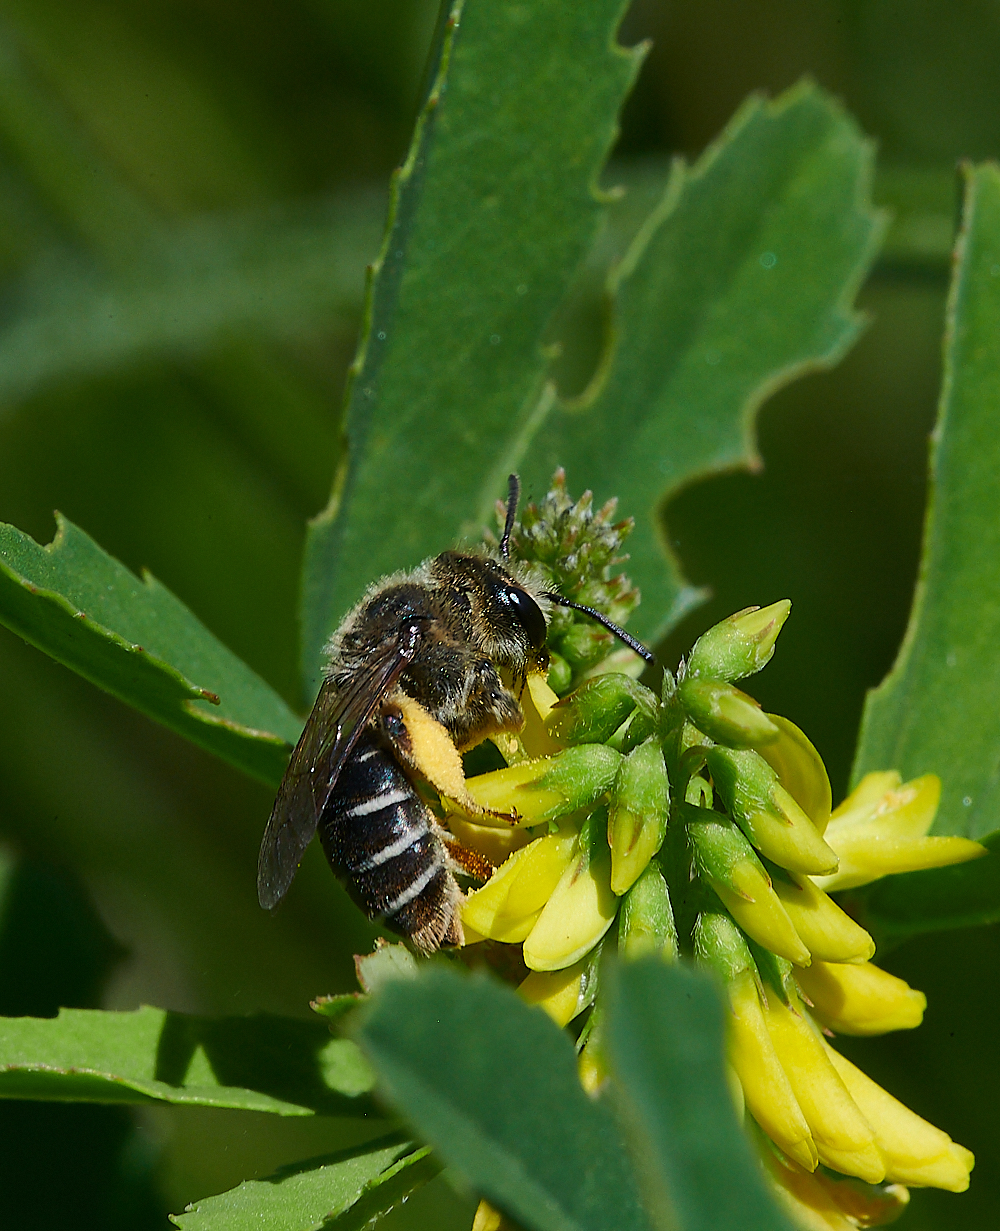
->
[256, 621, 422, 909]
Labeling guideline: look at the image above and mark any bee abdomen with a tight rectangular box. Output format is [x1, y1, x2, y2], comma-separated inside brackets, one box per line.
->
[319, 731, 462, 953]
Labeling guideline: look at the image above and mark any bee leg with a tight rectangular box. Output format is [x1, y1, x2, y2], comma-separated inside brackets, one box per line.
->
[439, 835, 495, 883]
[380, 693, 517, 822]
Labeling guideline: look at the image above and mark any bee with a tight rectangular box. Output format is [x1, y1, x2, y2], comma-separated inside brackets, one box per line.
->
[257, 475, 655, 953]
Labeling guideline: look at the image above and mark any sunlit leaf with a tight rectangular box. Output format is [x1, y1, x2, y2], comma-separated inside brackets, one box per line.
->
[604, 959, 794, 1231]
[521, 82, 885, 642]
[0, 1005, 375, 1114]
[853, 162, 1000, 842]
[300, 0, 644, 687]
[357, 965, 652, 1231]
[0, 514, 301, 784]
[170, 1138, 437, 1231]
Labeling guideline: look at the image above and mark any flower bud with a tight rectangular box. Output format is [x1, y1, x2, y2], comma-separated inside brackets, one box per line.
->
[546, 652, 572, 696]
[769, 867, 875, 964]
[608, 739, 670, 893]
[678, 677, 780, 748]
[762, 984, 885, 1184]
[816, 773, 986, 891]
[686, 807, 810, 966]
[794, 960, 926, 1036]
[545, 673, 652, 746]
[522, 810, 618, 971]
[519, 950, 598, 1027]
[757, 715, 832, 834]
[462, 829, 578, 943]
[618, 860, 677, 961]
[706, 746, 839, 876]
[687, 600, 791, 682]
[556, 620, 614, 671]
[459, 745, 622, 826]
[823, 1041, 974, 1191]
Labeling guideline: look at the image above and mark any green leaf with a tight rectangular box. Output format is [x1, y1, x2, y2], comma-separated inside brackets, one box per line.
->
[170, 1138, 438, 1231]
[521, 82, 885, 642]
[852, 831, 1000, 948]
[852, 162, 1000, 839]
[357, 965, 653, 1231]
[0, 191, 379, 408]
[604, 959, 793, 1231]
[0, 1005, 375, 1114]
[0, 514, 301, 784]
[300, 0, 644, 686]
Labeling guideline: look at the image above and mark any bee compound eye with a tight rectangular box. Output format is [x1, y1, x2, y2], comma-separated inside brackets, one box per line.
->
[500, 585, 547, 651]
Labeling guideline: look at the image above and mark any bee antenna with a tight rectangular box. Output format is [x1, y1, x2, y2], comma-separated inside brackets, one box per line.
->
[542, 592, 656, 665]
[499, 473, 520, 560]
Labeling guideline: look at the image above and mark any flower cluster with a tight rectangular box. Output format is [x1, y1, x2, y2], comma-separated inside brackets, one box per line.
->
[453, 475, 984, 1230]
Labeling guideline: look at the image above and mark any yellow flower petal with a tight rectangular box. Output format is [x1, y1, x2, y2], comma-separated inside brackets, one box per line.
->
[462, 830, 577, 943]
[759, 715, 832, 835]
[709, 871, 812, 967]
[726, 971, 818, 1171]
[446, 813, 533, 865]
[522, 829, 617, 971]
[819, 774, 986, 891]
[795, 960, 926, 1036]
[519, 959, 591, 1027]
[824, 1042, 975, 1192]
[762, 985, 884, 1184]
[772, 872, 875, 964]
[829, 772, 902, 826]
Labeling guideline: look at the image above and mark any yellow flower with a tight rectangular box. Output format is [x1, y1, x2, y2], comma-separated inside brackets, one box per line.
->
[795, 960, 926, 1036]
[770, 870, 875, 965]
[815, 773, 986, 891]
[726, 970, 818, 1171]
[823, 1041, 974, 1191]
[519, 957, 593, 1027]
[760, 984, 885, 1184]
[462, 828, 577, 943]
[522, 813, 618, 971]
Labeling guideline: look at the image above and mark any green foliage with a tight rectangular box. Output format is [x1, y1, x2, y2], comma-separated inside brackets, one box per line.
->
[357, 965, 653, 1231]
[0, 1005, 375, 1113]
[1, 1, 999, 1228]
[171, 1138, 436, 1231]
[603, 960, 794, 1231]
[853, 163, 1000, 840]
[522, 85, 884, 642]
[0, 515, 300, 784]
[300, 0, 644, 686]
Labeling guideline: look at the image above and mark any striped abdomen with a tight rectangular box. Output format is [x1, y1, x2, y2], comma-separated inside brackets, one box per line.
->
[318, 729, 463, 953]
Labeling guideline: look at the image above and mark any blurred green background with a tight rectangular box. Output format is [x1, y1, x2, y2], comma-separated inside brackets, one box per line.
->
[0, 1, 994, 1227]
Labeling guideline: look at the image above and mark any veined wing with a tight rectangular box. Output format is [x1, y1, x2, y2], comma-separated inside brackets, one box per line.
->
[257, 621, 422, 909]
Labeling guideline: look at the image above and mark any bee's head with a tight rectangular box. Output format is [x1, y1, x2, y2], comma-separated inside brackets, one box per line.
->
[430, 551, 549, 667]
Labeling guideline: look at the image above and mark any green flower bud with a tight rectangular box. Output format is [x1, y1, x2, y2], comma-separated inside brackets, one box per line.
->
[608, 739, 670, 893]
[685, 806, 811, 966]
[556, 620, 614, 671]
[546, 651, 573, 696]
[693, 903, 757, 984]
[678, 677, 780, 748]
[618, 859, 677, 961]
[706, 746, 839, 876]
[687, 600, 792, 682]
[546, 673, 653, 746]
[461, 744, 622, 826]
